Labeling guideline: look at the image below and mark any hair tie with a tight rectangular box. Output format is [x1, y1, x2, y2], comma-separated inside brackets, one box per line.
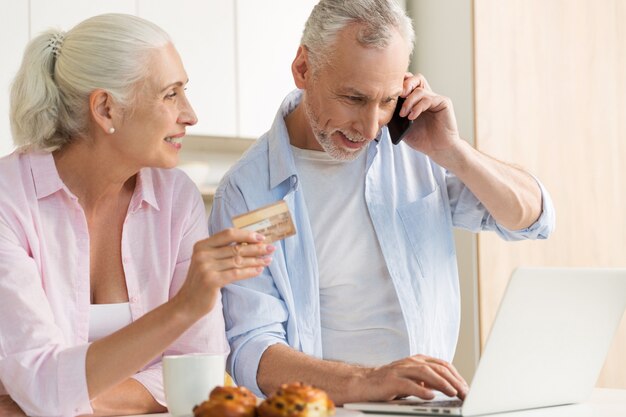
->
[48, 33, 65, 58]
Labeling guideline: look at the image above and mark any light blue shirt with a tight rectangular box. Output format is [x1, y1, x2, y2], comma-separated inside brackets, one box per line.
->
[209, 90, 555, 396]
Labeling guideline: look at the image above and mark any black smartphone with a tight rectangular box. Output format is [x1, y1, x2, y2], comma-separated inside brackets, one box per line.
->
[388, 96, 412, 145]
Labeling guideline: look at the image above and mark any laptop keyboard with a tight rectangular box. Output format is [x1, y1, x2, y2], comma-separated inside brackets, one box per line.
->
[388, 398, 464, 408]
[424, 399, 464, 408]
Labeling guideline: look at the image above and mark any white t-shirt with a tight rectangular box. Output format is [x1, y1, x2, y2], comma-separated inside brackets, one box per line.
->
[88, 302, 132, 342]
[291, 146, 409, 366]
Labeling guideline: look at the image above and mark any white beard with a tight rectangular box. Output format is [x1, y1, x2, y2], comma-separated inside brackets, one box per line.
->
[303, 98, 367, 162]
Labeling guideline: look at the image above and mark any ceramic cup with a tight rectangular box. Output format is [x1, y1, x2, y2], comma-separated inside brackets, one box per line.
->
[162, 353, 226, 416]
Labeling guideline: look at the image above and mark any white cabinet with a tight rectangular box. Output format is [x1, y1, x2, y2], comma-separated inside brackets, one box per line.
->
[0, 1, 319, 149]
[0, 0, 29, 157]
[235, 0, 318, 138]
[140, 1, 319, 139]
[29, 0, 135, 37]
[137, 1, 237, 138]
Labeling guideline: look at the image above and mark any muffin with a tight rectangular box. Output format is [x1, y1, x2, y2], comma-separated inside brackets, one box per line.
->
[193, 386, 257, 417]
[257, 382, 335, 417]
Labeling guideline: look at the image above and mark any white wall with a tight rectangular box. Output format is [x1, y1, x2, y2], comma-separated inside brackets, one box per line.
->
[0, 0, 29, 157]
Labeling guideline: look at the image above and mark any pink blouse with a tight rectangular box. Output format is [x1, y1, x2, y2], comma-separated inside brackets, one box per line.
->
[0, 151, 228, 416]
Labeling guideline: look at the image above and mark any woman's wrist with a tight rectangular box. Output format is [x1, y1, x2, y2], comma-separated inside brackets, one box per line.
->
[168, 286, 220, 325]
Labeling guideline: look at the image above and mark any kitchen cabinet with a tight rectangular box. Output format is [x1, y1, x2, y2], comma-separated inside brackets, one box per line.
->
[137, 1, 237, 138]
[235, 0, 318, 138]
[0, 1, 317, 146]
[139, 0, 319, 139]
[29, 0, 135, 36]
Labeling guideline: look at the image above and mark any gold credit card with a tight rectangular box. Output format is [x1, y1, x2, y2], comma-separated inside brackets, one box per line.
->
[232, 200, 296, 243]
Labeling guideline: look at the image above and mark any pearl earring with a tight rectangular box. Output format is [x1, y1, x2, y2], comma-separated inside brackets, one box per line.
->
[108, 127, 115, 134]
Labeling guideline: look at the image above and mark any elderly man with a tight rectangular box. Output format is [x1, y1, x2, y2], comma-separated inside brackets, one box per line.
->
[209, 0, 554, 404]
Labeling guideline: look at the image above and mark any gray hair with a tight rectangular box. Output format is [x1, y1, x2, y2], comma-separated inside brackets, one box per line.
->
[10, 13, 171, 151]
[301, 0, 414, 71]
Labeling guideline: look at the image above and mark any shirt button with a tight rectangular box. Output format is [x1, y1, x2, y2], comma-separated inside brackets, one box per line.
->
[130, 296, 138, 303]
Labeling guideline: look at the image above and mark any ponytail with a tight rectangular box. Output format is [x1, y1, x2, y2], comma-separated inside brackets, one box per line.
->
[10, 30, 67, 151]
[9, 14, 171, 152]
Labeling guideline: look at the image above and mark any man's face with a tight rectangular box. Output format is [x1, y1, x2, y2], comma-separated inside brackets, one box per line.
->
[302, 25, 410, 161]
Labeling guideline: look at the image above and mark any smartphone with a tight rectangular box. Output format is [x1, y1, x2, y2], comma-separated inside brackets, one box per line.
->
[388, 96, 412, 145]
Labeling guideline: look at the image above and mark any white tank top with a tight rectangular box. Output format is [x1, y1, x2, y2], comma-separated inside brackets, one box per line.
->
[88, 302, 133, 342]
[291, 146, 409, 366]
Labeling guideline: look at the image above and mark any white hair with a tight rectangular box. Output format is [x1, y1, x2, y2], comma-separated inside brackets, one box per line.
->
[10, 13, 171, 151]
[301, 0, 415, 71]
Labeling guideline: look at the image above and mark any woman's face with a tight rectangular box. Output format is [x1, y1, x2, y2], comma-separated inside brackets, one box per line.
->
[111, 43, 197, 170]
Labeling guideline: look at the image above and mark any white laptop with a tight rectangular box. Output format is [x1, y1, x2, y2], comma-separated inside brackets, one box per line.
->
[345, 267, 626, 416]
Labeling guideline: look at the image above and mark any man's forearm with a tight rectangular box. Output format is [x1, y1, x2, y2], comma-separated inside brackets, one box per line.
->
[257, 344, 367, 405]
[433, 140, 542, 230]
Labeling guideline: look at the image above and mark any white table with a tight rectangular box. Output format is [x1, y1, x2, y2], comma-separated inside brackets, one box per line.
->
[131, 389, 626, 417]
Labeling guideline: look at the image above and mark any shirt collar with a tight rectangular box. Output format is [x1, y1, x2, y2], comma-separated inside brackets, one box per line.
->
[29, 151, 66, 199]
[266, 89, 386, 190]
[28, 151, 159, 211]
[268, 89, 303, 190]
[130, 168, 160, 212]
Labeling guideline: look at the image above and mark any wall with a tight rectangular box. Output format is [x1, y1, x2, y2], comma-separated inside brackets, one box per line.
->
[0, 0, 29, 157]
[474, 0, 626, 387]
[409, 0, 626, 388]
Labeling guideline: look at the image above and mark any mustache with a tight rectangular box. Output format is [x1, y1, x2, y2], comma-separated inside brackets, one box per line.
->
[333, 130, 367, 142]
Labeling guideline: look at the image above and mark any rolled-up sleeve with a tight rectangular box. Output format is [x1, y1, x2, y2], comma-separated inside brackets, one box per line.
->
[0, 219, 93, 416]
[222, 281, 289, 397]
[229, 325, 288, 396]
[447, 171, 556, 240]
[130, 363, 166, 406]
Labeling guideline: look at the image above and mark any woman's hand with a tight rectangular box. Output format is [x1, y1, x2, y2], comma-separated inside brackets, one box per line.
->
[174, 228, 275, 319]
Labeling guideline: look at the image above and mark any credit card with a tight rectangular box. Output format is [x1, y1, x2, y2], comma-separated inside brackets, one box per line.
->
[232, 200, 296, 243]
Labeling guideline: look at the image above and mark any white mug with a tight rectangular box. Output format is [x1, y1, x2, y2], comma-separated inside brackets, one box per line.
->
[162, 353, 226, 416]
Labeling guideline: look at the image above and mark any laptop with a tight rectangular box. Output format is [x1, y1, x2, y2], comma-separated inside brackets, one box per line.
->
[345, 267, 626, 416]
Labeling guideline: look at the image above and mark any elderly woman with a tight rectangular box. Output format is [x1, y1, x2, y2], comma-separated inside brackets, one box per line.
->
[0, 14, 274, 416]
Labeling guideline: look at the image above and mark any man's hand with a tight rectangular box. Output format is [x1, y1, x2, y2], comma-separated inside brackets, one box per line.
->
[353, 354, 469, 402]
[0, 396, 26, 417]
[397, 73, 462, 158]
[258, 345, 468, 406]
